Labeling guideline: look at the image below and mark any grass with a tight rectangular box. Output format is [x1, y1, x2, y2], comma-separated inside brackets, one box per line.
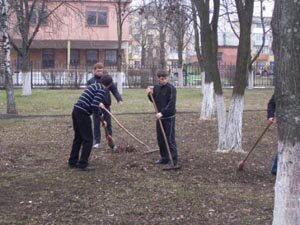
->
[0, 88, 274, 115]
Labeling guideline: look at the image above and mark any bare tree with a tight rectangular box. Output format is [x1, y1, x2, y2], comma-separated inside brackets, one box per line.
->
[167, 0, 192, 69]
[131, 4, 155, 66]
[224, 0, 255, 152]
[222, 0, 272, 89]
[0, 0, 17, 114]
[112, 0, 140, 71]
[143, 0, 171, 69]
[8, 0, 65, 96]
[271, 0, 300, 224]
[193, 0, 227, 146]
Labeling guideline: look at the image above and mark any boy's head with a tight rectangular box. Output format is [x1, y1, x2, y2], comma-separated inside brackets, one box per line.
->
[156, 70, 168, 85]
[93, 62, 104, 77]
[100, 74, 113, 88]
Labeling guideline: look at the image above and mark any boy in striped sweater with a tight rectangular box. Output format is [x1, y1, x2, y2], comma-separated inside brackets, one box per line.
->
[68, 74, 112, 170]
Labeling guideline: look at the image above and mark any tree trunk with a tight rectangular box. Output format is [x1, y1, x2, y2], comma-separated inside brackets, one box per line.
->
[200, 81, 214, 120]
[21, 58, 32, 96]
[271, 1, 300, 224]
[215, 93, 226, 150]
[158, 23, 166, 69]
[1, 0, 17, 114]
[222, 0, 254, 152]
[224, 94, 244, 152]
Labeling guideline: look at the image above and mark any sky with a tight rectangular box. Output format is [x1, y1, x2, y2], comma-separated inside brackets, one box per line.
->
[131, 0, 274, 17]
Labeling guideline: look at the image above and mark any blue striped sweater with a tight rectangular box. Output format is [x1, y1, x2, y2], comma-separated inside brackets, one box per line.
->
[74, 83, 107, 116]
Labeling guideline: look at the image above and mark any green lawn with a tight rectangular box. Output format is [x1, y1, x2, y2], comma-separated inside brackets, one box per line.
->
[0, 88, 274, 115]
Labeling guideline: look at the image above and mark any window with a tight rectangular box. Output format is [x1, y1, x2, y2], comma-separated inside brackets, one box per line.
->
[217, 52, 223, 61]
[42, 49, 55, 68]
[70, 49, 80, 66]
[132, 46, 140, 54]
[256, 23, 262, 28]
[169, 46, 177, 54]
[255, 34, 263, 41]
[29, 7, 48, 25]
[86, 50, 98, 66]
[87, 8, 107, 26]
[169, 34, 177, 42]
[104, 50, 117, 66]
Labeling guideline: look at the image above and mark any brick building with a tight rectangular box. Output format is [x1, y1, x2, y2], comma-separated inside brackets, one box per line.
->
[10, 0, 131, 69]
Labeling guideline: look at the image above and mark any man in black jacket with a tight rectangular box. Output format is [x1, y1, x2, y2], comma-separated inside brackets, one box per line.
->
[87, 63, 123, 149]
[267, 94, 277, 175]
[146, 70, 178, 165]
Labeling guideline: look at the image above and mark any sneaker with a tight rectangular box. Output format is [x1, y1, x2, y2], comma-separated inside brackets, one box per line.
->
[68, 163, 77, 169]
[93, 143, 100, 149]
[78, 165, 96, 171]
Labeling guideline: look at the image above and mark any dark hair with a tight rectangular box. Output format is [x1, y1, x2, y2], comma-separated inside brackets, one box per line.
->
[100, 74, 113, 87]
[156, 70, 168, 77]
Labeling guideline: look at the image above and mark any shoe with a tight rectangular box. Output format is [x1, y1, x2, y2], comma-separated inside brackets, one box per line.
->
[77, 165, 96, 171]
[93, 143, 100, 149]
[155, 159, 169, 164]
[68, 163, 77, 169]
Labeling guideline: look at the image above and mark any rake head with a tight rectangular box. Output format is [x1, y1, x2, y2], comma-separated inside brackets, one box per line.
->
[237, 161, 245, 171]
[107, 135, 117, 150]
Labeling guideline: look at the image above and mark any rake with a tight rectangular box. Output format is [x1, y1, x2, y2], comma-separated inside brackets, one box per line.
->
[237, 122, 272, 171]
[149, 92, 180, 170]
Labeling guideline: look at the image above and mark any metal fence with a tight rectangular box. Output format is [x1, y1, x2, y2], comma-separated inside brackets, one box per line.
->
[0, 63, 274, 89]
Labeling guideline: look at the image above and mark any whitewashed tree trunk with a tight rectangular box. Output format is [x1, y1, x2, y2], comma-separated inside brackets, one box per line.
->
[215, 94, 227, 151]
[116, 72, 123, 95]
[178, 67, 184, 88]
[272, 142, 300, 225]
[271, 0, 300, 223]
[248, 70, 254, 89]
[224, 94, 245, 152]
[200, 82, 215, 120]
[22, 71, 32, 96]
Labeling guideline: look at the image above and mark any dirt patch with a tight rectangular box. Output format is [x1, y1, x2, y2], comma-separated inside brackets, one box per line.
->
[0, 112, 277, 224]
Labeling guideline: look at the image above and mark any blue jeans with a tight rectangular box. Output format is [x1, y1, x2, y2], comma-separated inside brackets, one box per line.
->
[92, 107, 112, 144]
[271, 152, 278, 174]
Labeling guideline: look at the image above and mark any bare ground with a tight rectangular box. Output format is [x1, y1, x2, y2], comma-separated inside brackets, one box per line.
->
[0, 111, 277, 225]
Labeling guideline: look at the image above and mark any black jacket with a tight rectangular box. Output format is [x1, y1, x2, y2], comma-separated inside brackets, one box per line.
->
[87, 75, 122, 107]
[148, 83, 176, 118]
[267, 94, 276, 119]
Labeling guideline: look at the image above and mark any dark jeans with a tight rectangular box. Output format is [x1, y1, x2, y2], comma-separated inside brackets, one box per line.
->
[271, 152, 278, 174]
[69, 108, 93, 168]
[92, 106, 112, 144]
[156, 117, 177, 162]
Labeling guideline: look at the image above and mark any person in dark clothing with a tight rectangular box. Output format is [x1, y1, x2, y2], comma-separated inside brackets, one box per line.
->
[146, 70, 178, 165]
[68, 74, 113, 170]
[87, 62, 123, 149]
[267, 94, 277, 175]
